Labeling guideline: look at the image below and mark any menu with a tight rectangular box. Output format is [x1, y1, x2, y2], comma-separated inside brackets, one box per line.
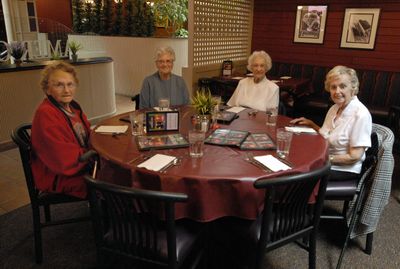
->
[136, 134, 189, 150]
[205, 129, 276, 150]
[205, 129, 249, 147]
[240, 133, 276, 150]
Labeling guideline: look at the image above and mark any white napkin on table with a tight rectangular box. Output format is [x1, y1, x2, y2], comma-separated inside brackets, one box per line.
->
[226, 106, 246, 113]
[95, 125, 128, 134]
[254, 155, 291, 172]
[137, 154, 176, 172]
[153, 107, 173, 111]
[285, 126, 317, 134]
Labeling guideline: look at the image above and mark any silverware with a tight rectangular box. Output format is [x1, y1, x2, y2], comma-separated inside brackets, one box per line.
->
[243, 154, 272, 172]
[127, 155, 142, 164]
[160, 158, 180, 173]
[128, 154, 151, 165]
[276, 156, 293, 168]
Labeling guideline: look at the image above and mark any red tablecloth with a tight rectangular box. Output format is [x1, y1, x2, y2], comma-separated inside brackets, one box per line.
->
[91, 106, 328, 222]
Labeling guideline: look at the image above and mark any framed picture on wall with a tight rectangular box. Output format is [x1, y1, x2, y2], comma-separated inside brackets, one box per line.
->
[340, 8, 381, 50]
[293, 5, 328, 44]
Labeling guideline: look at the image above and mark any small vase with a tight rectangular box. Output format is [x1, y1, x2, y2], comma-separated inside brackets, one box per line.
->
[192, 114, 211, 132]
[14, 59, 22, 67]
[71, 54, 78, 62]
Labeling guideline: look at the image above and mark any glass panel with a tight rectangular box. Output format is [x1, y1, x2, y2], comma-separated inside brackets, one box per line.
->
[27, 2, 35, 16]
[29, 18, 37, 32]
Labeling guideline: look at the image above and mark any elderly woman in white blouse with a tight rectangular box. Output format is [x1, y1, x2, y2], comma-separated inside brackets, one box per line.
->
[227, 50, 279, 112]
[291, 65, 372, 181]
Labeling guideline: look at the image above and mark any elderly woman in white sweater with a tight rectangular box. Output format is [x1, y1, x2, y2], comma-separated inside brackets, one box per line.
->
[227, 50, 279, 112]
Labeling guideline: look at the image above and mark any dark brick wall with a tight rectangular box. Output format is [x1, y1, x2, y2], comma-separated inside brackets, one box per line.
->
[253, 0, 400, 72]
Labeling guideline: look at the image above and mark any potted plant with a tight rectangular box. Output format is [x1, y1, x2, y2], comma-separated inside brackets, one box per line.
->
[10, 41, 26, 66]
[191, 89, 218, 131]
[68, 41, 83, 62]
[152, 0, 188, 37]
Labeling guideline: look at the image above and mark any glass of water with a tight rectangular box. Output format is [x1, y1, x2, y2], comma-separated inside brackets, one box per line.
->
[188, 130, 205, 158]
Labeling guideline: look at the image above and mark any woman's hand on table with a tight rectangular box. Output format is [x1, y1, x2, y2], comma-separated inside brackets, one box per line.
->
[290, 117, 320, 132]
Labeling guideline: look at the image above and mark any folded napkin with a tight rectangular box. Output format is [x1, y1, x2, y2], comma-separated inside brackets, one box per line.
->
[226, 106, 246, 113]
[254, 155, 291, 172]
[280, 76, 292, 80]
[153, 107, 172, 111]
[285, 126, 317, 134]
[95, 125, 128, 134]
[137, 154, 176, 172]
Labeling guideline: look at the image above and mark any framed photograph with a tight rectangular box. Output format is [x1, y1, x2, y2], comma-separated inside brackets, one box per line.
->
[340, 8, 381, 50]
[293, 5, 328, 44]
[145, 111, 179, 132]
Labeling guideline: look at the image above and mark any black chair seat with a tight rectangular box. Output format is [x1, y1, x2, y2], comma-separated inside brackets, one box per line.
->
[37, 192, 85, 205]
[325, 180, 358, 199]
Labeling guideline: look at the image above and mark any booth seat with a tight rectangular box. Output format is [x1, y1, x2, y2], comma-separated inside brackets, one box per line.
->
[268, 62, 400, 126]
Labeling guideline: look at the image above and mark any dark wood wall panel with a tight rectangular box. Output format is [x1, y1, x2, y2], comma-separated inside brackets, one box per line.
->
[253, 0, 400, 72]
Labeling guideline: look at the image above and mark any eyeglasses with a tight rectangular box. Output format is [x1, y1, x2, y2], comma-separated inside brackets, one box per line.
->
[51, 82, 77, 90]
[156, 59, 174, 64]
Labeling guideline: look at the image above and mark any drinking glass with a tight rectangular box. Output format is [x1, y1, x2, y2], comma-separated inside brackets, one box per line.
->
[158, 98, 170, 111]
[129, 112, 144, 136]
[188, 130, 205, 158]
[266, 107, 278, 126]
[276, 128, 293, 159]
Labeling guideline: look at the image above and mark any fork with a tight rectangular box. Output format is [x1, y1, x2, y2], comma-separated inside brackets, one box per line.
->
[243, 153, 272, 172]
[160, 158, 181, 173]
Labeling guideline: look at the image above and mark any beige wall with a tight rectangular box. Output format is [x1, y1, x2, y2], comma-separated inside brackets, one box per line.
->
[68, 35, 189, 97]
[0, 61, 116, 149]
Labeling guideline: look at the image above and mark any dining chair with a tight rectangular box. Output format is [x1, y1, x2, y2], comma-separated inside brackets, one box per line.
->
[84, 175, 204, 269]
[211, 162, 331, 269]
[11, 123, 89, 264]
[322, 132, 379, 259]
[131, 93, 140, 110]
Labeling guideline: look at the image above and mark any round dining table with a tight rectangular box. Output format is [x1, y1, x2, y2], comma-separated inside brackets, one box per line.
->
[91, 106, 328, 222]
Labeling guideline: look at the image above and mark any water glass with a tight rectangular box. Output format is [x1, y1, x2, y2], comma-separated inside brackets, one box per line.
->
[158, 98, 170, 111]
[276, 128, 293, 159]
[266, 107, 278, 126]
[129, 112, 144, 136]
[188, 130, 205, 158]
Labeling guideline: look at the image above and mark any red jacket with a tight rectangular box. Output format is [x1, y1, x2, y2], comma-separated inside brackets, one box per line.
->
[31, 98, 91, 198]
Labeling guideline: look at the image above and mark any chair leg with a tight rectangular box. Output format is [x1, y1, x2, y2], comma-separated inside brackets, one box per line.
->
[44, 205, 51, 222]
[32, 206, 43, 264]
[365, 232, 373, 255]
[309, 232, 316, 269]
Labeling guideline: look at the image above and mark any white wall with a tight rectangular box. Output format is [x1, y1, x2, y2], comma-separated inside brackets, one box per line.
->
[68, 35, 189, 97]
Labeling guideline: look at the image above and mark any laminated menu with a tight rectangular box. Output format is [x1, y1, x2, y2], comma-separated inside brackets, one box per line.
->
[205, 129, 249, 147]
[216, 111, 239, 124]
[205, 129, 276, 150]
[239, 133, 276, 150]
[136, 133, 189, 150]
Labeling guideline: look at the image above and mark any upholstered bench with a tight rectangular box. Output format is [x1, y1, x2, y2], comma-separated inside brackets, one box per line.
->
[268, 62, 400, 126]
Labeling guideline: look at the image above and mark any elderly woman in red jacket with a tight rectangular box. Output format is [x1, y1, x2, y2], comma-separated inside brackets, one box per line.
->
[31, 61, 91, 199]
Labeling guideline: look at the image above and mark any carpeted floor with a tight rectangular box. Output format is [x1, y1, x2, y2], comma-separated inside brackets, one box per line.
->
[0, 196, 399, 269]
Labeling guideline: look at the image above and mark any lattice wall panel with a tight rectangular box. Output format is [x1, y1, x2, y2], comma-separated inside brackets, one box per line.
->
[193, 0, 253, 67]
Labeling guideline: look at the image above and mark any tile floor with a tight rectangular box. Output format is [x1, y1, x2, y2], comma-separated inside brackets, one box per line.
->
[0, 94, 134, 216]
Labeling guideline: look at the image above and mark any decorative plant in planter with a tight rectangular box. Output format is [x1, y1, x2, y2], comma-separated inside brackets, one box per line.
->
[191, 89, 218, 131]
[68, 41, 83, 62]
[10, 41, 26, 66]
[152, 0, 188, 37]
